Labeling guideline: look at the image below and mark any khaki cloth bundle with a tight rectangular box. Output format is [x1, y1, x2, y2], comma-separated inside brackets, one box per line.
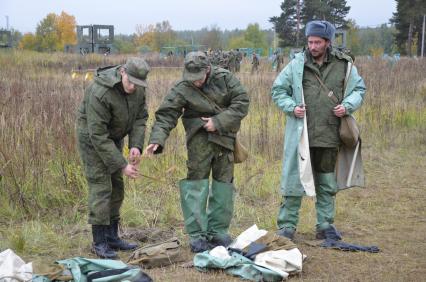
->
[127, 237, 183, 268]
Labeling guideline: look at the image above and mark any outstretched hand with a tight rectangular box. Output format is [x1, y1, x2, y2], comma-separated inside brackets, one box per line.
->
[144, 144, 159, 156]
[129, 147, 141, 165]
[122, 164, 139, 179]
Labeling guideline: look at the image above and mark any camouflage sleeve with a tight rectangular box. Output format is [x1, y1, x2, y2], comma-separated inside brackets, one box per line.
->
[212, 73, 250, 135]
[148, 88, 186, 153]
[128, 89, 149, 151]
[87, 92, 127, 174]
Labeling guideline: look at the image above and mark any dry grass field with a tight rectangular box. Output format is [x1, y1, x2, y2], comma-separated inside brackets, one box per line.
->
[0, 50, 425, 281]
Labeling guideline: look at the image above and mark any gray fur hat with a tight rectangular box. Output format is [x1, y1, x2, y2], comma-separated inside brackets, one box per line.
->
[305, 20, 335, 41]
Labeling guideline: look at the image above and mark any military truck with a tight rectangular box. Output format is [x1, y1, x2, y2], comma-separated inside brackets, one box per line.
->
[0, 30, 12, 48]
[65, 25, 114, 55]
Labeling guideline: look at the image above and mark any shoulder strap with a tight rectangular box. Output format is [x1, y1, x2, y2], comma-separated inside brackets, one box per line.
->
[191, 85, 223, 113]
[312, 73, 339, 104]
[312, 61, 354, 104]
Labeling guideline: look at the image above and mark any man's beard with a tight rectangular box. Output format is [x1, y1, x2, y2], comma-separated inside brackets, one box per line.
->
[309, 47, 326, 59]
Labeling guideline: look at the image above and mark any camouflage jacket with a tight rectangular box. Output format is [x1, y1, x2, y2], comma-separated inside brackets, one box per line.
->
[76, 66, 148, 173]
[149, 66, 249, 152]
[303, 48, 349, 147]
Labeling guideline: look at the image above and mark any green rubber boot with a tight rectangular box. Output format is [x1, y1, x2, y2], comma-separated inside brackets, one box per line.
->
[277, 196, 303, 230]
[315, 172, 338, 232]
[207, 180, 235, 247]
[179, 179, 209, 241]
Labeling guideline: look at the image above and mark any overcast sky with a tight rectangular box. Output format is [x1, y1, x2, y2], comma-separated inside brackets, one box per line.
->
[1, 0, 396, 34]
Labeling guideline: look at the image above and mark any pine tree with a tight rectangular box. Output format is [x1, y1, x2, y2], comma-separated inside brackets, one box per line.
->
[271, 0, 351, 48]
[270, 0, 300, 47]
[391, 0, 426, 56]
[302, 0, 350, 29]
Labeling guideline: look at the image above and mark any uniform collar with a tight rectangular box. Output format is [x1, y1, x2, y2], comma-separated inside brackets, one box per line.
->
[305, 47, 332, 66]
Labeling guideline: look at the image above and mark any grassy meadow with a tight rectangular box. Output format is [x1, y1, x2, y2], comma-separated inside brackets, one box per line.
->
[0, 50, 425, 281]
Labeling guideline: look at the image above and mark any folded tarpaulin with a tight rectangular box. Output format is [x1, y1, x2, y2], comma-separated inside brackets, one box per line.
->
[194, 247, 283, 282]
[194, 225, 306, 281]
[254, 248, 304, 278]
[228, 224, 268, 250]
[0, 249, 32, 282]
[32, 257, 152, 282]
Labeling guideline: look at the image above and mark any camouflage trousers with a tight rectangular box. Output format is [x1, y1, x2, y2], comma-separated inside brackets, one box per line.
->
[77, 131, 124, 225]
[186, 131, 234, 183]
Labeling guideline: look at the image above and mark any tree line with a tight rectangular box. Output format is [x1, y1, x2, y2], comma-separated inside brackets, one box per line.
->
[271, 0, 425, 56]
[3, 1, 425, 57]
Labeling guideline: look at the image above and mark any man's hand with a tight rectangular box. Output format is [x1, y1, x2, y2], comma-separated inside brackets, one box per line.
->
[122, 164, 139, 179]
[294, 105, 306, 118]
[144, 144, 159, 156]
[201, 117, 216, 132]
[333, 104, 346, 117]
[129, 147, 141, 165]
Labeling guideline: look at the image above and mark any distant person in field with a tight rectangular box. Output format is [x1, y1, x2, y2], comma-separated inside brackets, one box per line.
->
[144, 51, 249, 253]
[273, 51, 284, 73]
[76, 57, 150, 259]
[251, 52, 259, 74]
[235, 49, 243, 72]
[270, 20, 366, 241]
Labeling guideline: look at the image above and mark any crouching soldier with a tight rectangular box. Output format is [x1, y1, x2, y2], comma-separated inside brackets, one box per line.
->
[144, 51, 249, 253]
[76, 57, 150, 258]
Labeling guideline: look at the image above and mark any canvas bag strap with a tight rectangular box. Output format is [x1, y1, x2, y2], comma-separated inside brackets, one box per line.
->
[191, 85, 223, 113]
[313, 61, 353, 104]
[313, 73, 339, 104]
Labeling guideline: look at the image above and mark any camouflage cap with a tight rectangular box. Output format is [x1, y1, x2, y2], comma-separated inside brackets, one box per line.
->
[124, 57, 150, 87]
[183, 51, 210, 82]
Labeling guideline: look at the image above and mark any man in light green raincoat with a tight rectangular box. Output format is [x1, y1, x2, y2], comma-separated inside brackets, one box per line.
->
[270, 20, 366, 240]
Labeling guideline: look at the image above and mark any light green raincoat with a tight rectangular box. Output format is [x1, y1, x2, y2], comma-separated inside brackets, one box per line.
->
[271, 51, 366, 196]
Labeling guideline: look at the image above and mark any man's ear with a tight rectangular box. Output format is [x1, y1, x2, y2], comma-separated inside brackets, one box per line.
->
[119, 67, 125, 74]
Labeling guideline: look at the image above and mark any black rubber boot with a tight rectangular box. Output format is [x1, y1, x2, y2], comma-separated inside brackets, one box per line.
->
[189, 237, 210, 253]
[276, 227, 295, 240]
[92, 225, 118, 259]
[209, 234, 233, 249]
[106, 220, 138, 251]
[316, 225, 342, 240]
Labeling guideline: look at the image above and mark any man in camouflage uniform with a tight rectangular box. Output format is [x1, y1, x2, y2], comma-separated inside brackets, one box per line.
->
[227, 50, 237, 72]
[219, 51, 230, 70]
[271, 21, 366, 241]
[251, 52, 259, 74]
[145, 51, 249, 253]
[76, 57, 150, 258]
[235, 49, 243, 72]
[273, 51, 284, 73]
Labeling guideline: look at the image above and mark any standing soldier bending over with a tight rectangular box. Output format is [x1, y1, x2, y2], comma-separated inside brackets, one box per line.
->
[145, 51, 249, 253]
[76, 57, 150, 258]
